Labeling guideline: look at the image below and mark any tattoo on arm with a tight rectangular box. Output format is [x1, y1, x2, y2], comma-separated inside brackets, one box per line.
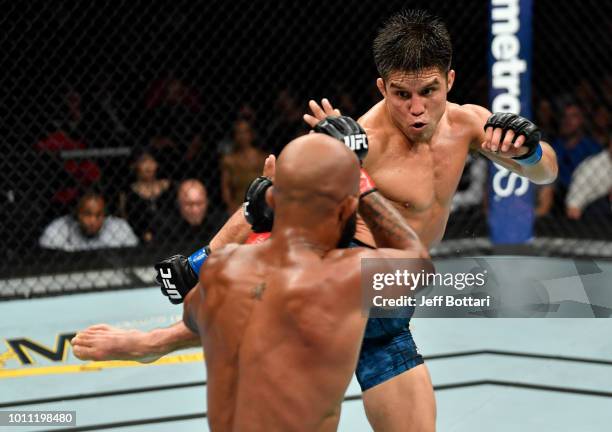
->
[359, 191, 421, 250]
[251, 282, 266, 300]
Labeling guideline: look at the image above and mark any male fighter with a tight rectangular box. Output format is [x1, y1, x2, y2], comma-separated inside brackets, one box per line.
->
[73, 10, 558, 432]
[301, 10, 557, 430]
[184, 133, 432, 431]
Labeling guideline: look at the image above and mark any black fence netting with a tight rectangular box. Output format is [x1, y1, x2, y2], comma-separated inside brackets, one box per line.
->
[0, 0, 609, 298]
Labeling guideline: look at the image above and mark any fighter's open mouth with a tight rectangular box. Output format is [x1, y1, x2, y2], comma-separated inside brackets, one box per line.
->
[412, 122, 426, 129]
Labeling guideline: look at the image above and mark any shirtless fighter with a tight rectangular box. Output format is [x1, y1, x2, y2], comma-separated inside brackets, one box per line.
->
[73, 10, 558, 431]
[184, 133, 431, 431]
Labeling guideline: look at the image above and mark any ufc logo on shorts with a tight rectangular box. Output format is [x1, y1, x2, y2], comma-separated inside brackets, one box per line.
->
[344, 134, 368, 152]
[159, 267, 182, 300]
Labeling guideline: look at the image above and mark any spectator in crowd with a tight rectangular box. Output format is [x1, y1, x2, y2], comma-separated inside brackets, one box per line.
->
[120, 151, 173, 243]
[551, 103, 602, 193]
[39, 191, 138, 252]
[50, 85, 127, 148]
[603, 74, 612, 108]
[144, 76, 205, 178]
[145, 75, 201, 112]
[220, 119, 267, 212]
[35, 127, 102, 216]
[566, 140, 612, 221]
[592, 105, 611, 148]
[574, 80, 598, 118]
[217, 105, 259, 155]
[534, 98, 558, 142]
[535, 185, 555, 218]
[154, 179, 224, 248]
[536, 103, 603, 223]
[266, 88, 307, 154]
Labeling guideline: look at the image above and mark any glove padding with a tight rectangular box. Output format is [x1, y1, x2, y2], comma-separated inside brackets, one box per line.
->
[243, 176, 274, 233]
[155, 255, 198, 305]
[484, 113, 541, 159]
[314, 115, 368, 162]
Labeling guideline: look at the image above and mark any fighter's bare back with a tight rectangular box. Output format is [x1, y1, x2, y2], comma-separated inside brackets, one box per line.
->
[184, 240, 371, 431]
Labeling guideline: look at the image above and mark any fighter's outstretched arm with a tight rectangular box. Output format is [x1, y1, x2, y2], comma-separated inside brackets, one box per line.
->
[72, 157, 276, 362]
[71, 201, 254, 362]
[467, 104, 558, 185]
[71, 320, 200, 363]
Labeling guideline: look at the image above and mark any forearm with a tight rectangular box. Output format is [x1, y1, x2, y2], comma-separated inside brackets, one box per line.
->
[148, 321, 201, 356]
[516, 141, 558, 185]
[484, 141, 558, 185]
[209, 207, 252, 250]
[359, 191, 428, 257]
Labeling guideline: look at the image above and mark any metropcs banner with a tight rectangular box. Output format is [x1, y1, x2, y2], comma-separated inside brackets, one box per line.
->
[488, 0, 534, 243]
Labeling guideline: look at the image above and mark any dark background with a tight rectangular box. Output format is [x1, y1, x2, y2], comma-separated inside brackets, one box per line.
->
[1, 0, 610, 286]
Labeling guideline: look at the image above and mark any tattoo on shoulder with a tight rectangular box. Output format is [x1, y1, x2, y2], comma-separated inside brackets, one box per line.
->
[251, 282, 266, 300]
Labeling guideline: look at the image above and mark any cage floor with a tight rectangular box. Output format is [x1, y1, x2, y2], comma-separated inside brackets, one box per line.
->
[2, 259, 612, 431]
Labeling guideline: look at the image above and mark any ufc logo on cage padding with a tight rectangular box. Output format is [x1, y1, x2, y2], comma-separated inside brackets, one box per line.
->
[159, 267, 182, 300]
[344, 134, 368, 152]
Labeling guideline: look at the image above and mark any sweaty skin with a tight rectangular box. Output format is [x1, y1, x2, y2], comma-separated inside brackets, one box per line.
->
[303, 69, 557, 432]
[184, 134, 429, 432]
[71, 157, 279, 362]
[74, 68, 557, 432]
[347, 72, 557, 248]
[356, 99, 472, 247]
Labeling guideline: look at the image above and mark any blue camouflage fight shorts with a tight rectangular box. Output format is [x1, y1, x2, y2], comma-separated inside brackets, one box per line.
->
[349, 240, 424, 391]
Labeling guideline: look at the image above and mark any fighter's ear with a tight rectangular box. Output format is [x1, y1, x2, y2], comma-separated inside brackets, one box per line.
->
[446, 69, 455, 93]
[339, 195, 358, 222]
[265, 185, 275, 210]
[376, 78, 387, 98]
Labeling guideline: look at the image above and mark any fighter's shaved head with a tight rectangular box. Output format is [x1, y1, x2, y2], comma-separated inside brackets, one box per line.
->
[273, 133, 360, 209]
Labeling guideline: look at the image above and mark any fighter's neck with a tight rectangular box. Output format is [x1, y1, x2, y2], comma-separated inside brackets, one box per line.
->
[269, 226, 336, 257]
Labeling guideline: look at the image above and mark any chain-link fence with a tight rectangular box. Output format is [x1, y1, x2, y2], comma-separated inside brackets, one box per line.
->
[1, 1, 610, 298]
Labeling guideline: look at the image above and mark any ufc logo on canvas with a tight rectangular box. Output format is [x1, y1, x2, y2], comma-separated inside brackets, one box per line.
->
[344, 134, 368, 151]
[159, 267, 182, 300]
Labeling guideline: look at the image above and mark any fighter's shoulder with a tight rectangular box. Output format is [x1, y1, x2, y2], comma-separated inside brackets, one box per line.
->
[447, 103, 491, 127]
[358, 102, 392, 148]
[326, 246, 390, 267]
[446, 103, 491, 141]
[321, 248, 368, 286]
[327, 246, 368, 263]
[203, 243, 241, 273]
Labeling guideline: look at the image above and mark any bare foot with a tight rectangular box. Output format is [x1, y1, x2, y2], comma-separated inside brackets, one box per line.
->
[71, 324, 163, 363]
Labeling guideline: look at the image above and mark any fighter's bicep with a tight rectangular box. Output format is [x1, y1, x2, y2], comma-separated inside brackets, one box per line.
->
[463, 104, 492, 150]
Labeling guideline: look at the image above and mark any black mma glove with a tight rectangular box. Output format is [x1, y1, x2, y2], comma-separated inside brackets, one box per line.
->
[484, 113, 542, 162]
[243, 176, 274, 233]
[155, 254, 199, 305]
[314, 115, 369, 162]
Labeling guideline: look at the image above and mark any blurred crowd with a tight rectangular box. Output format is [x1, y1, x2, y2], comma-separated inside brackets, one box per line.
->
[449, 78, 611, 238]
[9, 73, 611, 258]
[20, 75, 368, 257]
[532, 79, 612, 234]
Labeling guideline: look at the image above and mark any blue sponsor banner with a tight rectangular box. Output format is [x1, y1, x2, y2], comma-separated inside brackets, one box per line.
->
[487, 0, 535, 244]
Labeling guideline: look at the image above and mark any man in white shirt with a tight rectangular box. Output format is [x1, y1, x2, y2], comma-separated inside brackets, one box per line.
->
[40, 191, 138, 252]
[566, 141, 612, 220]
